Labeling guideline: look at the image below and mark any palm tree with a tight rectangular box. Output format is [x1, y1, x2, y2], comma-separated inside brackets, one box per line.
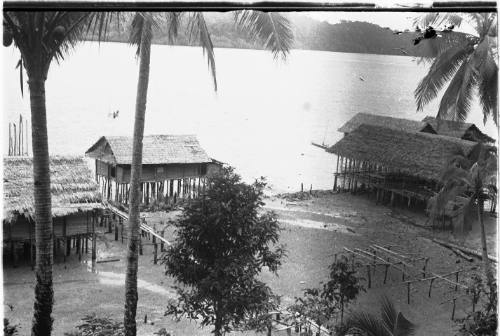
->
[2, 12, 115, 335]
[343, 296, 417, 336]
[123, 12, 293, 336]
[414, 13, 498, 126]
[3, 12, 120, 335]
[428, 142, 497, 287]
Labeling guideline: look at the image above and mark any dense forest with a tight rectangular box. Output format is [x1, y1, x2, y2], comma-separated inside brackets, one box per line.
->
[86, 13, 438, 57]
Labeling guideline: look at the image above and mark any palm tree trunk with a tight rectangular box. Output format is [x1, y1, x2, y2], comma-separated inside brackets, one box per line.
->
[477, 198, 494, 286]
[28, 78, 54, 336]
[123, 19, 152, 336]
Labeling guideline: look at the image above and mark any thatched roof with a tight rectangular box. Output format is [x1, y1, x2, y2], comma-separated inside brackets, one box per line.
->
[422, 116, 495, 143]
[3, 156, 102, 222]
[85, 135, 211, 165]
[338, 113, 434, 134]
[327, 124, 476, 181]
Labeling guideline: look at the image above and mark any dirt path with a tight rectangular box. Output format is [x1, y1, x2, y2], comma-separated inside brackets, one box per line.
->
[3, 192, 496, 335]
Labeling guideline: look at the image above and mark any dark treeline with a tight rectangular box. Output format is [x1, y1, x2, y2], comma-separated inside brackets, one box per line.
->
[85, 13, 443, 57]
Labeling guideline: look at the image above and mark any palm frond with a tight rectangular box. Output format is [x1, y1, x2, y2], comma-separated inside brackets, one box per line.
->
[437, 60, 477, 122]
[394, 312, 417, 336]
[477, 48, 498, 125]
[188, 12, 217, 91]
[414, 45, 472, 111]
[413, 13, 465, 30]
[379, 295, 397, 332]
[129, 13, 145, 56]
[345, 311, 391, 336]
[164, 12, 182, 44]
[234, 10, 293, 60]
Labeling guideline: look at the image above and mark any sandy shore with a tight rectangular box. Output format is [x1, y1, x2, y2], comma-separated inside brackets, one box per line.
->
[3, 191, 496, 335]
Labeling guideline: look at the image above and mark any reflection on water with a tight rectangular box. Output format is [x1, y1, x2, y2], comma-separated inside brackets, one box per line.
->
[98, 271, 174, 297]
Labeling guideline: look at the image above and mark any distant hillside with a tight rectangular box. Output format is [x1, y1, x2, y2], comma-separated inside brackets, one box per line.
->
[85, 13, 436, 57]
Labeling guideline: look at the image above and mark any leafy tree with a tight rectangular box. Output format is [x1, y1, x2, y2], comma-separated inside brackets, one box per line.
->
[289, 287, 338, 336]
[413, 13, 498, 125]
[343, 296, 417, 336]
[322, 255, 365, 324]
[427, 142, 496, 287]
[2, 12, 112, 335]
[162, 167, 286, 336]
[123, 11, 292, 336]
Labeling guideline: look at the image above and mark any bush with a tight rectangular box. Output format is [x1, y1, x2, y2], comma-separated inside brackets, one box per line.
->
[4, 319, 18, 336]
[64, 315, 124, 336]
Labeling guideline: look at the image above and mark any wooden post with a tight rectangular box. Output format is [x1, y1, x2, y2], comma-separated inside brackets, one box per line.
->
[428, 279, 434, 298]
[92, 215, 97, 264]
[78, 237, 82, 261]
[120, 219, 124, 244]
[422, 258, 429, 278]
[451, 299, 456, 320]
[154, 243, 158, 265]
[407, 282, 410, 304]
[455, 272, 459, 292]
[383, 264, 389, 284]
[115, 222, 119, 241]
[366, 265, 371, 289]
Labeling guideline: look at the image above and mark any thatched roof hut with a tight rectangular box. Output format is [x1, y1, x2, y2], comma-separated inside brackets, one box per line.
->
[85, 135, 212, 165]
[3, 156, 102, 222]
[338, 113, 435, 135]
[328, 124, 476, 182]
[422, 116, 495, 143]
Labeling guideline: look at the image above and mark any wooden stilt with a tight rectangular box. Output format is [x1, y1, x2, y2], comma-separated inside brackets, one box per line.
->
[366, 265, 371, 289]
[154, 243, 158, 264]
[407, 282, 411, 304]
[383, 264, 389, 284]
[428, 278, 434, 297]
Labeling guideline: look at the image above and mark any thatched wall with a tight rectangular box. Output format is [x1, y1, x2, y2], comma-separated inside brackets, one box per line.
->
[3, 156, 102, 223]
[328, 124, 476, 182]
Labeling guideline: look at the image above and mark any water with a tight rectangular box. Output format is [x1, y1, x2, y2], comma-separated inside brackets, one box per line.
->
[3, 42, 496, 193]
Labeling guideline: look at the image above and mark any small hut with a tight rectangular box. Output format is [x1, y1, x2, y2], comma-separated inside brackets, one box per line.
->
[85, 135, 220, 204]
[422, 116, 495, 143]
[327, 124, 476, 206]
[3, 156, 102, 267]
[337, 113, 436, 136]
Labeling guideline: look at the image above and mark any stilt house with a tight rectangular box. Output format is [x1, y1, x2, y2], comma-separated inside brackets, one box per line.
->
[85, 135, 220, 204]
[328, 124, 476, 206]
[3, 156, 102, 267]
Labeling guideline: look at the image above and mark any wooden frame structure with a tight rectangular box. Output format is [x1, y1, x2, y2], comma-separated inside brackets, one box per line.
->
[3, 156, 103, 267]
[85, 135, 221, 205]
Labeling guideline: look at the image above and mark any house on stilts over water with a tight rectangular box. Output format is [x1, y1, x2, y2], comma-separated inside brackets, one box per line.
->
[85, 135, 221, 205]
[325, 112, 495, 230]
[3, 156, 102, 267]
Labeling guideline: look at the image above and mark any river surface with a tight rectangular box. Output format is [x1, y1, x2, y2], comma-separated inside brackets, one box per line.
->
[3, 42, 496, 193]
